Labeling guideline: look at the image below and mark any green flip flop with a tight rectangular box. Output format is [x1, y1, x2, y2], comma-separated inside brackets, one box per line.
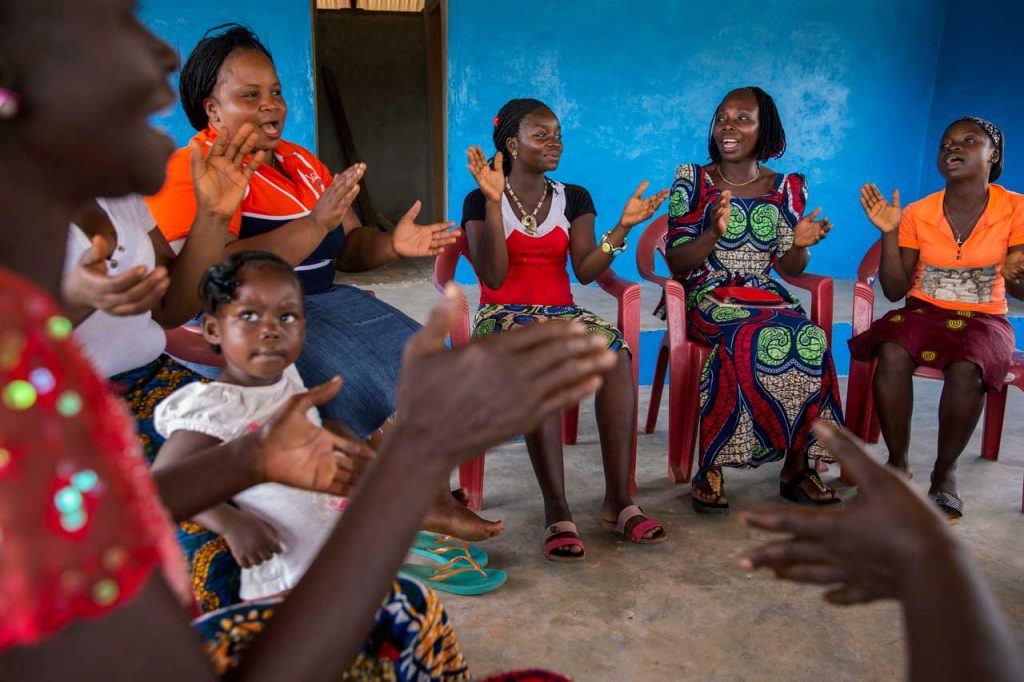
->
[411, 532, 489, 568]
[399, 542, 506, 596]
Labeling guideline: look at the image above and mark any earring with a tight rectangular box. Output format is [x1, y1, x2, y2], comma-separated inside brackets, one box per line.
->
[511, 149, 518, 159]
[0, 88, 19, 120]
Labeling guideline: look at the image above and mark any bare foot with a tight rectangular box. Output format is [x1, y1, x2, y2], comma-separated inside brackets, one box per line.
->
[423, 488, 504, 541]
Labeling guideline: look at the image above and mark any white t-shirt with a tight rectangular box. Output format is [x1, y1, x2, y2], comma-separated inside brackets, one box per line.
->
[153, 364, 341, 601]
[64, 196, 167, 377]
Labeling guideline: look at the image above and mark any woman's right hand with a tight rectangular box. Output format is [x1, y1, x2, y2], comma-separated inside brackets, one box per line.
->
[467, 146, 504, 203]
[393, 284, 616, 462]
[740, 422, 955, 605]
[712, 189, 733, 236]
[258, 376, 373, 496]
[860, 183, 902, 234]
[310, 163, 366, 232]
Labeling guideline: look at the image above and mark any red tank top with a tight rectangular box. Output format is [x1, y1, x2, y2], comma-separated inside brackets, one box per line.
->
[479, 182, 574, 307]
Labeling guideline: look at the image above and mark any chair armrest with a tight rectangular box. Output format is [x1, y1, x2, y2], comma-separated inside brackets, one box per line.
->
[637, 257, 668, 288]
[165, 326, 225, 369]
[596, 270, 641, 378]
[446, 286, 473, 349]
[595, 268, 638, 301]
[775, 266, 834, 346]
[433, 240, 462, 294]
[850, 281, 876, 337]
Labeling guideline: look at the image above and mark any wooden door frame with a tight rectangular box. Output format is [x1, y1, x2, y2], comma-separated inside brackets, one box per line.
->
[310, 0, 449, 220]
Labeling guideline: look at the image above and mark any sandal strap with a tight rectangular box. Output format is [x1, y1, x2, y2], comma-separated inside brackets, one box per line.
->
[431, 563, 488, 582]
[930, 491, 964, 516]
[544, 521, 579, 541]
[614, 505, 644, 535]
[629, 519, 665, 543]
[431, 552, 486, 581]
[543, 521, 584, 557]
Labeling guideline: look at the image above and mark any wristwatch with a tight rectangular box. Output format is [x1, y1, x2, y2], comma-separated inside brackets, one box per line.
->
[600, 230, 626, 256]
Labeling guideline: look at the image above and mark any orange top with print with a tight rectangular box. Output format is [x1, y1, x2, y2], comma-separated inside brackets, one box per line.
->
[898, 184, 1024, 314]
[145, 128, 344, 294]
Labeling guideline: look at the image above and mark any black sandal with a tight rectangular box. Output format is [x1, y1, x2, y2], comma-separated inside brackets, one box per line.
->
[691, 467, 730, 514]
[928, 490, 963, 524]
[780, 469, 841, 506]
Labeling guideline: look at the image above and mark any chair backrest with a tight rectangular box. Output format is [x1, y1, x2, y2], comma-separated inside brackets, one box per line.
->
[433, 232, 471, 292]
[636, 214, 670, 279]
[857, 239, 883, 286]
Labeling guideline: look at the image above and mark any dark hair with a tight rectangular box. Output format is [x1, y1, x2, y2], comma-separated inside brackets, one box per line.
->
[707, 87, 786, 164]
[199, 251, 298, 352]
[179, 23, 274, 131]
[492, 98, 552, 174]
[948, 116, 1005, 182]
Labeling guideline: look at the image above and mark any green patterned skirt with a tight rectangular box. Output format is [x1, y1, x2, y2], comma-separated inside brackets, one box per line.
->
[473, 304, 628, 354]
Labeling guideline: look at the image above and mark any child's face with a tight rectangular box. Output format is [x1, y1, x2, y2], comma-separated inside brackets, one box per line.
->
[203, 264, 305, 385]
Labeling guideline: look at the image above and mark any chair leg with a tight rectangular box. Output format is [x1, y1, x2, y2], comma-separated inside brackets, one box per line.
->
[628, 403, 639, 494]
[561, 405, 579, 446]
[458, 454, 485, 512]
[981, 386, 1008, 461]
[645, 345, 669, 434]
[680, 347, 703, 483]
[668, 347, 701, 483]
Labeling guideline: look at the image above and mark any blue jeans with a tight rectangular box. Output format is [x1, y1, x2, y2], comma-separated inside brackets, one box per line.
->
[296, 284, 419, 438]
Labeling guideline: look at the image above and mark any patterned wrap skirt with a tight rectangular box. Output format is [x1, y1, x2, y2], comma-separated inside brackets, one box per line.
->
[193, 576, 470, 680]
[848, 297, 1015, 391]
[111, 354, 241, 613]
[687, 297, 844, 471]
[473, 304, 629, 354]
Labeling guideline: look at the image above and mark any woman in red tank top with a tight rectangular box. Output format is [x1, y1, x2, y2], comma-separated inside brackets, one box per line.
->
[463, 98, 669, 561]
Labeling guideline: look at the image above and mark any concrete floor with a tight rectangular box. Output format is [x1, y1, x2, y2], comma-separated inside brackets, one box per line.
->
[338, 260, 1024, 681]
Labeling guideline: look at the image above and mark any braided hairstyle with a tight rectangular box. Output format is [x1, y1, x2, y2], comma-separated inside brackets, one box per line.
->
[179, 23, 274, 132]
[707, 86, 787, 164]
[950, 116, 1005, 182]
[492, 98, 552, 174]
[200, 251, 298, 352]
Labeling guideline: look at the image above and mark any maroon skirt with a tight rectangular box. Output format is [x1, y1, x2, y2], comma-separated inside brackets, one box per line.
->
[848, 297, 1015, 391]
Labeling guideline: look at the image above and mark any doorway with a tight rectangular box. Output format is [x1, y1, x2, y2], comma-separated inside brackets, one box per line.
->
[313, 0, 447, 230]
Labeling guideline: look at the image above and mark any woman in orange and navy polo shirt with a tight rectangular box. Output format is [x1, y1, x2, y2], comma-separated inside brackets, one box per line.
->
[851, 116, 1024, 521]
[147, 25, 459, 440]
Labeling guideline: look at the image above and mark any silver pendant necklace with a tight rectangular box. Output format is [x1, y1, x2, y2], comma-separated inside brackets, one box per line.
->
[942, 192, 988, 261]
[505, 179, 548, 235]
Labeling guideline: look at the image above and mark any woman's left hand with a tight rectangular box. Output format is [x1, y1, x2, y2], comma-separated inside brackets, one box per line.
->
[618, 180, 669, 229]
[1003, 249, 1024, 281]
[391, 200, 462, 257]
[792, 208, 831, 248]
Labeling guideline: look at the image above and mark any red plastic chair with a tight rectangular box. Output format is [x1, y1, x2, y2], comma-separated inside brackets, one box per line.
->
[434, 233, 641, 511]
[637, 214, 835, 483]
[165, 324, 226, 368]
[843, 239, 1024, 501]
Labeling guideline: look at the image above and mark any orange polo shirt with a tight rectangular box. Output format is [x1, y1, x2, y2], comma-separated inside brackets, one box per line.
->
[145, 127, 346, 294]
[899, 184, 1024, 314]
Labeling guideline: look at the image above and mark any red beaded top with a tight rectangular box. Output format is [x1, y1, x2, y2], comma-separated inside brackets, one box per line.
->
[0, 267, 189, 650]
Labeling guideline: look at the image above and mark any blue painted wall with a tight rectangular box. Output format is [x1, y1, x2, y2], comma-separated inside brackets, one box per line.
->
[447, 0, 948, 284]
[140, 2, 316, 151]
[920, 0, 1024, 198]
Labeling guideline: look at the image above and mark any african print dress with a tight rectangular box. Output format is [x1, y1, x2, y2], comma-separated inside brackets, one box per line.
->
[461, 182, 627, 352]
[664, 163, 843, 471]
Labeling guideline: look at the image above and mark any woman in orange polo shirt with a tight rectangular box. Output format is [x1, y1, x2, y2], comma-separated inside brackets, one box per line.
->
[147, 25, 461, 443]
[851, 116, 1024, 521]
